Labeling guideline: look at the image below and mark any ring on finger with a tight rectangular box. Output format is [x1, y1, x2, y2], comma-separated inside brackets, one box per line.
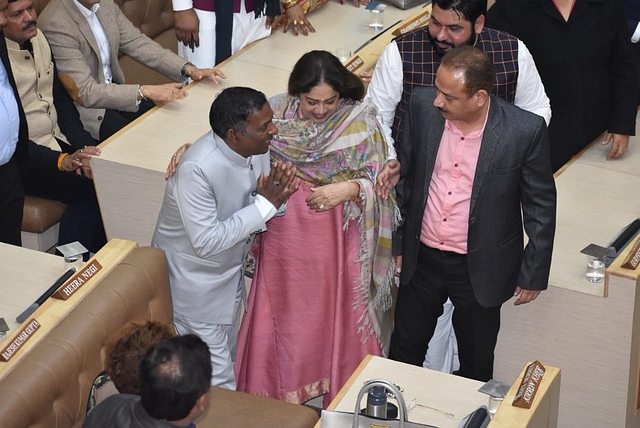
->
[293, 20, 298, 26]
[318, 204, 325, 210]
[274, 180, 280, 187]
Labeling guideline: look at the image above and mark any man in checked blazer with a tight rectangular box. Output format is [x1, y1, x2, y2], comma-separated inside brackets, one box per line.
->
[390, 45, 556, 382]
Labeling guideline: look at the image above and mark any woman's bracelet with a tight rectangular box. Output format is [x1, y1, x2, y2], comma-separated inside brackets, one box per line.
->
[282, 0, 299, 10]
[57, 153, 69, 171]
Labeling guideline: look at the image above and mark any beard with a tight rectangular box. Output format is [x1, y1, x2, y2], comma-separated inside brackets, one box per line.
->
[428, 27, 477, 57]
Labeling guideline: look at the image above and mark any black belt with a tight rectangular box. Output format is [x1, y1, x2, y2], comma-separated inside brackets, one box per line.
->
[422, 244, 467, 258]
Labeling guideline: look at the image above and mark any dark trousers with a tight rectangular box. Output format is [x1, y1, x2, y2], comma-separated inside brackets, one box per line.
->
[389, 244, 501, 382]
[0, 158, 24, 246]
[98, 99, 155, 142]
[22, 168, 106, 257]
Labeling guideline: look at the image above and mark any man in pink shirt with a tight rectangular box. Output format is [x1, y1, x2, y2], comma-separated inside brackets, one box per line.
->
[390, 45, 556, 382]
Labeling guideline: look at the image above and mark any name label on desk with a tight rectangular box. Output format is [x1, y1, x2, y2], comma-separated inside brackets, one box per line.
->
[621, 237, 640, 270]
[0, 318, 41, 362]
[52, 260, 103, 301]
[392, 9, 431, 36]
[346, 56, 364, 73]
[513, 360, 546, 408]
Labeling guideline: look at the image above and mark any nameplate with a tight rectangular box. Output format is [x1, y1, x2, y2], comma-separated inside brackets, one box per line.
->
[512, 360, 545, 409]
[392, 9, 431, 36]
[345, 55, 365, 73]
[621, 237, 640, 270]
[0, 318, 41, 362]
[52, 260, 103, 301]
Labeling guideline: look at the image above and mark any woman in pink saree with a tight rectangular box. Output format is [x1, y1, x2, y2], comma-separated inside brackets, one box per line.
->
[235, 50, 398, 406]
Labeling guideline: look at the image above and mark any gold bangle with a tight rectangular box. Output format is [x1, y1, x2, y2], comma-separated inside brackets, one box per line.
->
[283, 0, 299, 10]
[57, 153, 68, 171]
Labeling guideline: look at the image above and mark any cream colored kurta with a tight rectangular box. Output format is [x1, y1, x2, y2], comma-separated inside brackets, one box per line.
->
[6, 30, 68, 149]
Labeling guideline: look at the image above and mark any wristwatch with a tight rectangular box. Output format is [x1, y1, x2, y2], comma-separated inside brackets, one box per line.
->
[181, 62, 195, 77]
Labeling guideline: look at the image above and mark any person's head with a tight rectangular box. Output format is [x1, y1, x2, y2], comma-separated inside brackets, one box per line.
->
[429, 0, 487, 56]
[139, 334, 212, 424]
[0, 0, 10, 28]
[3, 0, 37, 46]
[209, 87, 277, 158]
[105, 321, 175, 395]
[433, 45, 494, 123]
[287, 50, 365, 123]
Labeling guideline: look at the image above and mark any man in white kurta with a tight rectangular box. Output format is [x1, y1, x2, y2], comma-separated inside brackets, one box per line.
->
[152, 87, 298, 389]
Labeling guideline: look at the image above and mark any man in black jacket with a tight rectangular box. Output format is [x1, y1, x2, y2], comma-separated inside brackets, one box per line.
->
[3, 0, 106, 255]
[0, 0, 28, 246]
[487, 0, 637, 172]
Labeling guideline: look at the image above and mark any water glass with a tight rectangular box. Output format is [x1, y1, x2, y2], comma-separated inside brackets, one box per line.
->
[488, 395, 504, 417]
[369, 9, 384, 30]
[335, 48, 352, 64]
[586, 255, 605, 283]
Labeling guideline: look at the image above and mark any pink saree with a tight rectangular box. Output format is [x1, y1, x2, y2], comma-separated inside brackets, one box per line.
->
[235, 94, 397, 406]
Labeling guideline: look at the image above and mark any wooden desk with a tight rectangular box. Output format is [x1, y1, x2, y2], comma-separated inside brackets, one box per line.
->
[0, 239, 137, 380]
[91, 2, 427, 246]
[317, 355, 560, 428]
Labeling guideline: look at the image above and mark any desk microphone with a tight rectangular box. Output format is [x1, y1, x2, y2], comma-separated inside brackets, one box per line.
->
[16, 268, 76, 323]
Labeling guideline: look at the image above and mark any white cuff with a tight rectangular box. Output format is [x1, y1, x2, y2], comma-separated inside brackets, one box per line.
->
[255, 194, 277, 220]
[632, 23, 640, 43]
[172, 0, 194, 12]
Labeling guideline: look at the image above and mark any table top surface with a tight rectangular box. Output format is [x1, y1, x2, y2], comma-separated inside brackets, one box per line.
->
[94, 2, 426, 172]
[551, 118, 640, 296]
[0, 244, 64, 344]
[327, 355, 489, 428]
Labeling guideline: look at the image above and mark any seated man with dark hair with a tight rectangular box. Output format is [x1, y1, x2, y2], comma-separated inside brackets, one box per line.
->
[83, 334, 212, 428]
[3, 0, 106, 255]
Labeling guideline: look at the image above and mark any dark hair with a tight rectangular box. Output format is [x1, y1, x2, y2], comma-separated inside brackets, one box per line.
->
[441, 45, 495, 97]
[105, 321, 175, 395]
[433, 0, 487, 25]
[287, 50, 365, 101]
[139, 334, 212, 422]
[209, 87, 269, 139]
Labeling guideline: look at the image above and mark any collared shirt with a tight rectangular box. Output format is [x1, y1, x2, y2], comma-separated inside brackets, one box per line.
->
[72, 0, 113, 84]
[420, 103, 490, 254]
[0, 58, 20, 166]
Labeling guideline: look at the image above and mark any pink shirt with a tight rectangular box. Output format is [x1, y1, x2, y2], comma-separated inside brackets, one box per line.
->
[420, 106, 490, 254]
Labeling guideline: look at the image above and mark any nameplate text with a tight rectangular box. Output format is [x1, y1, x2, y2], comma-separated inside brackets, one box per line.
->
[52, 260, 103, 301]
[345, 56, 364, 73]
[621, 237, 640, 270]
[1, 319, 41, 362]
[512, 360, 545, 409]
[392, 9, 431, 36]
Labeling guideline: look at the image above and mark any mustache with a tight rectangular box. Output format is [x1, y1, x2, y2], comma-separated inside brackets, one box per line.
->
[435, 38, 454, 48]
[22, 21, 37, 31]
